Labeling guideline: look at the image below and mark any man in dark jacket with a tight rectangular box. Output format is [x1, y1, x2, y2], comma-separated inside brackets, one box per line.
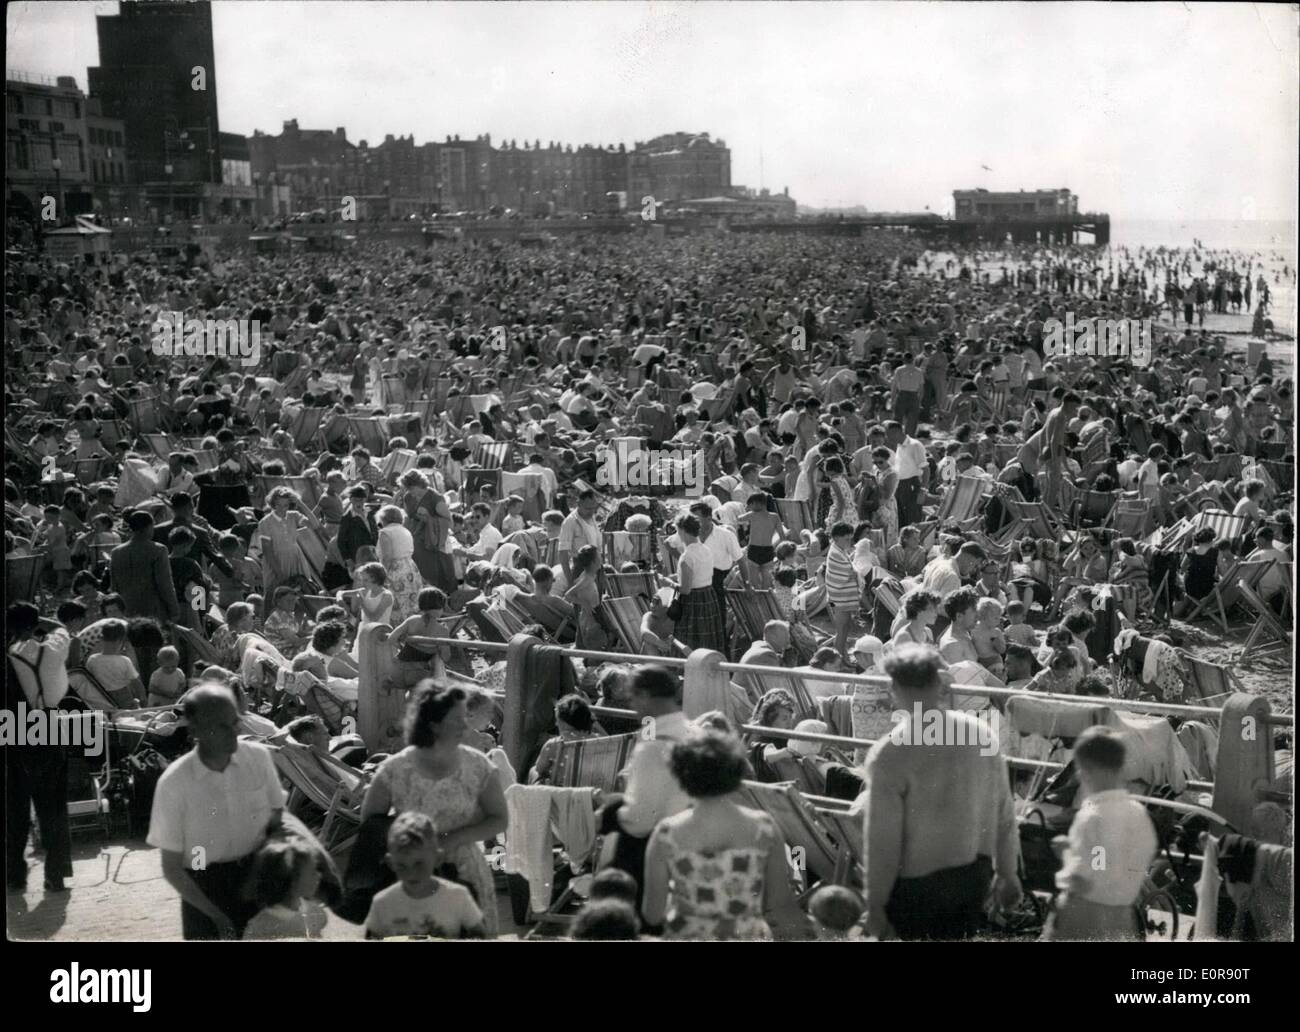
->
[111, 509, 181, 625]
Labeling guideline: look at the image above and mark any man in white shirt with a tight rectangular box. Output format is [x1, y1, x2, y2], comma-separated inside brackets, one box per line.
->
[519, 452, 559, 509]
[690, 501, 747, 604]
[148, 684, 287, 939]
[558, 489, 602, 584]
[7, 603, 74, 892]
[886, 421, 929, 527]
[456, 502, 503, 562]
[610, 665, 699, 919]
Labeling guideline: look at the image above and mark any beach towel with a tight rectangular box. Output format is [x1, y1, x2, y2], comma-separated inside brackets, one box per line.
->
[504, 784, 597, 912]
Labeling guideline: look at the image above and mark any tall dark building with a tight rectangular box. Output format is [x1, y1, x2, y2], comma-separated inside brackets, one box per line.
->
[88, 0, 221, 186]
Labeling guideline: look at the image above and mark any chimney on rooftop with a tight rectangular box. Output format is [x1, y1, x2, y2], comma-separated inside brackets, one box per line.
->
[56, 75, 77, 89]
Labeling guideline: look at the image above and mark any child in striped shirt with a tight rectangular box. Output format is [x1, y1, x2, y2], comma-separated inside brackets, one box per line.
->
[824, 522, 861, 662]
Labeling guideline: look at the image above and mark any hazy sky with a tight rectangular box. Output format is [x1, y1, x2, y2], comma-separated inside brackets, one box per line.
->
[7, 1, 1298, 219]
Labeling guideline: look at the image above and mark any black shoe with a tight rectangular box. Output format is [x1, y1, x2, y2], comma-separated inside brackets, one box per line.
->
[43, 877, 67, 893]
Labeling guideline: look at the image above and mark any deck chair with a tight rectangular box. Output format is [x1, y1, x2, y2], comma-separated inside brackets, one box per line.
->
[125, 395, 160, 434]
[1109, 497, 1152, 538]
[1005, 499, 1057, 540]
[172, 622, 224, 671]
[814, 805, 865, 887]
[600, 595, 652, 654]
[599, 570, 658, 600]
[471, 441, 511, 470]
[255, 474, 323, 512]
[552, 732, 638, 792]
[774, 498, 814, 542]
[1190, 509, 1249, 549]
[141, 434, 176, 462]
[1178, 654, 1241, 712]
[5, 552, 46, 606]
[287, 407, 328, 450]
[378, 448, 419, 485]
[1072, 489, 1117, 528]
[481, 601, 528, 643]
[936, 475, 989, 524]
[738, 781, 840, 890]
[727, 587, 819, 666]
[1235, 581, 1291, 663]
[345, 416, 389, 454]
[271, 739, 366, 855]
[70, 458, 105, 486]
[252, 445, 304, 477]
[1185, 558, 1274, 633]
[1077, 434, 1110, 477]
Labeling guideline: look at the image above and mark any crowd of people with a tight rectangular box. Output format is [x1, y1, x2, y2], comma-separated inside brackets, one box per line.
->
[5, 224, 1294, 940]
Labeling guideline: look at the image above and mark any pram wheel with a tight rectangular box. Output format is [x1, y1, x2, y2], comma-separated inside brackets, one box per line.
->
[1137, 889, 1180, 941]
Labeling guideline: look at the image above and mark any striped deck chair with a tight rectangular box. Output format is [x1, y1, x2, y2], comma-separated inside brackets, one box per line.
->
[1072, 489, 1117, 528]
[1186, 557, 1274, 633]
[287, 407, 328, 450]
[471, 440, 511, 470]
[444, 395, 473, 429]
[1235, 580, 1292, 663]
[378, 448, 419, 485]
[345, 416, 389, 454]
[603, 531, 654, 571]
[270, 741, 365, 855]
[5, 552, 46, 606]
[1109, 497, 1152, 539]
[481, 600, 527, 643]
[937, 475, 990, 523]
[552, 732, 638, 793]
[1005, 499, 1057, 539]
[738, 782, 840, 889]
[1191, 509, 1249, 548]
[774, 498, 814, 542]
[600, 570, 658, 600]
[814, 805, 865, 887]
[142, 434, 176, 461]
[125, 395, 160, 434]
[1077, 434, 1109, 477]
[727, 588, 818, 665]
[599, 594, 651, 654]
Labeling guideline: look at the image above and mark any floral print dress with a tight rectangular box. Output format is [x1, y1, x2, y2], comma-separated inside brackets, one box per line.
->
[658, 815, 778, 940]
[369, 746, 499, 938]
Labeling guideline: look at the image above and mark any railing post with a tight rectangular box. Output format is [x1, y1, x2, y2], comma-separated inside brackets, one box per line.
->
[502, 633, 544, 775]
[1212, 692, 1275, 831]
[683, 648, 732, 722]
[357, 623, 404, 755]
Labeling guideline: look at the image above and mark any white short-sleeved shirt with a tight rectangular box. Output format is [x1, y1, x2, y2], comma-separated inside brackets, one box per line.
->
[147, 740, 287, 864]
[365, 878, 484, 939]
[701, 526, 743, 571]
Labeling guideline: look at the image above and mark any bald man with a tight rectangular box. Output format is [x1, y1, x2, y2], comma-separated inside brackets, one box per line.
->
[147, 684, 286, 939]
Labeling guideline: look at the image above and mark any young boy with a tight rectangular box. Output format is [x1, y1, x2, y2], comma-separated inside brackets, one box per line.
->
[1003, 600, 1039, 649]
[500, 494, 526, 536]
[148, 645, 188, 707]
[1044, 727, 1157, 941]
[85, 618, 146, 707]
[737, 491, 785, 589]
[364, 811, 486, 940]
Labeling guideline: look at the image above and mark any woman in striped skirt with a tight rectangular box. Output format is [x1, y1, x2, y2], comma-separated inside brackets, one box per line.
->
[673, 514, 728, 656]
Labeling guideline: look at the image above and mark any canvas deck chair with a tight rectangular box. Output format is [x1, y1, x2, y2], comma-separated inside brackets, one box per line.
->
[1072, 489, 1117, 528]
[1077, 434, 1110, 477]
[172, 622, 224, 671]
[600, 594, 652, 654]
[125, 394, 161, 434]
[471, 440, 511, 470]
[1191, 509, 1249, 549]
[1177, 654, 1241, 712]
[257, 445, 305, 477]
[481, 600, 528, 643]
[99, 420, 133, 452]
[600, 570, 658, 600]
[936, 475, 989, 524]
[1109, 497, 1152, 538]
[256, 474, 323, 512]
[602, 531, 654, 571]
[1005, 499, 1057, 540]
[142, 434, 177, 461]
[404, 399, 441, 433]
[288, 407, 328, 450]
[814, 805, 865, 887]
[553, 732, 638, 793]
[738, 781, 840, 890]
[345, 416, 389, 455]
[727, 588, 819, 665]
[378, 448, 418, 485]
[6, 552, 46, 606]
[270, 741, 365, 855]
[1235, 580, 1291, 663]
[774, 498, 814, 542]
[1198, 453, 1245, 484]
[1185, 558, 1274, 633]
[71, 458, 105, 486]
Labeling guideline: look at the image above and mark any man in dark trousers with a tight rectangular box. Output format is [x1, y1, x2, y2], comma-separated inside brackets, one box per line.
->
[6, 603, 74, 893]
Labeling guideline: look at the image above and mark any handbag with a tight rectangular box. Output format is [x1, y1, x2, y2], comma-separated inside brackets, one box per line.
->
[666, 591, 683, 622]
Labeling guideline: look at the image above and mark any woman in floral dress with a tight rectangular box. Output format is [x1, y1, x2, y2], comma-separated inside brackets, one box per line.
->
[871, 447, 900, 547]
[643, 734, 810, 940]
[361, 683, 508, 937]
[376, 504, 424, 621]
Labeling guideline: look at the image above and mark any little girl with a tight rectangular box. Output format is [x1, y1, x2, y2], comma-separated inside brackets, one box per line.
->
[1109, 538, 1154, 614]
[343, 561, 395, 661]
[264, 586, 310, 657]
[971, 598, 1006, 679]
[72, 514, 120, 579]
[501, 495, 527, 536]
[1009, 538, 1051, 613]
[147, 645, 188, 707]
[242, 838, 327, 940]
[737, 491, 785, 589]
[1176, 526, 1218, 617]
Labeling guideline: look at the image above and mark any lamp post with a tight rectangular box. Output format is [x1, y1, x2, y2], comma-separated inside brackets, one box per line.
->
[52, 155, 63, 224]
[165, 162, 174, 223]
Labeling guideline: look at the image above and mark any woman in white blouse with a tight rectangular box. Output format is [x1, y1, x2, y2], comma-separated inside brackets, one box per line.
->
[673, 514, 728, 655]
[376, 505, 425, 621]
